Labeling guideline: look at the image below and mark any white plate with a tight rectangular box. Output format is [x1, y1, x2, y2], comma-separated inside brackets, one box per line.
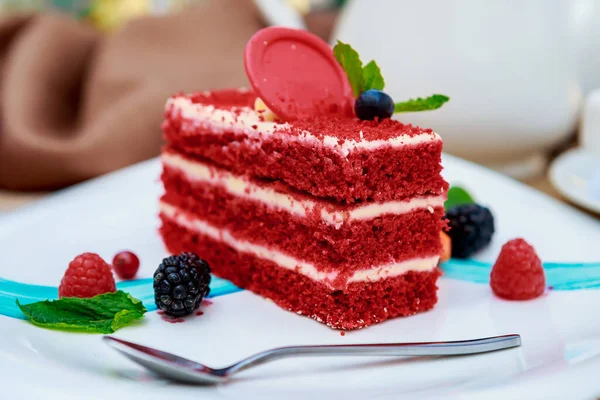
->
[1, 155, 600, 400]
[549, 147, 600, 214]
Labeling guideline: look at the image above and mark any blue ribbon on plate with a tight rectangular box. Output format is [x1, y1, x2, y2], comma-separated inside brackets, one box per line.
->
[1, 259, 599, 320]
[0, 276, 241, 320]
[441, 259, 600, 290]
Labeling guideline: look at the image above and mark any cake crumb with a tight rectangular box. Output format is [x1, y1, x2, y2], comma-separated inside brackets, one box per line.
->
[340, 331, 346, 336]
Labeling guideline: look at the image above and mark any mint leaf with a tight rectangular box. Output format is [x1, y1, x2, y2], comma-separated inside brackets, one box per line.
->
[16, 290, 146, 334]
[333, 41, 448, 109]
[445, 186, 475, 210]
[394, 94, 450, 113]
[362, 60, 385, 91]
[333, 40, 364, 97]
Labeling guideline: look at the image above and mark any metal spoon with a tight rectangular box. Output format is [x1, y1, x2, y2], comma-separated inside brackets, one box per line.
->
[103, 334, 521, 384]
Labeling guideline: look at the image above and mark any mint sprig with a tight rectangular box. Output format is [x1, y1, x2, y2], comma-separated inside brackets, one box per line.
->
[333, 41, 364, 97]
[16, 290, 146, 334]
[362, 60, 385, 91]
[333, 42, 449, 113]
[445, 186, 475, 210]
[333, 41, 385, 97]
[394, 94, 450, 113]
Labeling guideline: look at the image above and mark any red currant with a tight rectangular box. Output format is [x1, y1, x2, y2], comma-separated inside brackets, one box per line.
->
[112, 251, 140, 280]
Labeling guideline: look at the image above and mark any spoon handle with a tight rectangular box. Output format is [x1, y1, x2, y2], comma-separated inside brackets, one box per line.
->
[226, 334, 520, 375]
[283, 334, 520, 356]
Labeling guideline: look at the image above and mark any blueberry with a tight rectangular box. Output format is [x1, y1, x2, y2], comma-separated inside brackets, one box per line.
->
[354, 89, 395, 121]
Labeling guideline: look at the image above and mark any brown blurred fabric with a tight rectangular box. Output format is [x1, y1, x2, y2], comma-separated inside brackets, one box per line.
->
[0, 0, 264, 190]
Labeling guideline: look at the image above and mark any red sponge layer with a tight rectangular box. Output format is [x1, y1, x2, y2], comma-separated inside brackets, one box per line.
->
[163, 92, 446, 203]
[160, 215, 441, 330]
[161, 164, 444, 272]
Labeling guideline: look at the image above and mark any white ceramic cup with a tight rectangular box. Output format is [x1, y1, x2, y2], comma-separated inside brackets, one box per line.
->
[580, 89, 600, 154]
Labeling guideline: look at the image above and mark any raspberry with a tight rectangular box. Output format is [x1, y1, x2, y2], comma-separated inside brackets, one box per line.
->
[59, 253, 116, 298]
[112, 251, 140, 280]
[490, 238, 545, 300]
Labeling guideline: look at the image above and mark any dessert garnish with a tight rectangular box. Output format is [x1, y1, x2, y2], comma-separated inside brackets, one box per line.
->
[253, 97, 277, 122]
[59, 252, 116, 298]
[16, 290, 146, 333]
[333, 41, 450, 120]
[491, 238, 546, 300]
[445, 203, 495, 259]
[443, 185, 494, 259]
[440, 231, 452, 262]
[444, 185, 475, 210]
[354, 89, 395, 121]
[244, 27, 354, 121]
[112, 250, 140, 280]
[244, 26, 449, 121]
[153, 252, 211, 317]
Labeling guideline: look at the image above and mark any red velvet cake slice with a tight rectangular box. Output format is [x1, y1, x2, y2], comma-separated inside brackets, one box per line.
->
[160, 88, 447, 330]
[162, 89, 446, 203]
[159, 27, 450, 330]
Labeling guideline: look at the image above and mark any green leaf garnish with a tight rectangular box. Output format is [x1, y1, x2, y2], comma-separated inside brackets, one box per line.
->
[362, 60, 385, 91]
[333, 40, 364, 97]
[16, 290, 146, 334]
[445, 186, 475, 210]
[394, 94, 450, 113]
[333, 41, 450, 113]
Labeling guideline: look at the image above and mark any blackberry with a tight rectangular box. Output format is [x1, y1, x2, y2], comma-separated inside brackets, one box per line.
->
[153, 252, 211, 317]
[445, 204, 495, 259]
[355, 89, 395, 121]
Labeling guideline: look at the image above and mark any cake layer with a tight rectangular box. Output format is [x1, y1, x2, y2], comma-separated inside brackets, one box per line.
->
[161, 156, 445, 270]
[162, 151, 446, 225]
[160, 203, 439, 289]
[162, 89, 447, 203]
[160, 216, 441, 330]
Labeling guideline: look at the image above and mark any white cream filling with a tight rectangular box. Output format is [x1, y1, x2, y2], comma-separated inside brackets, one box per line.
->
[167, 97, 441, 157]
[160, 202, 439, 288]
[162, 152, 445, 227]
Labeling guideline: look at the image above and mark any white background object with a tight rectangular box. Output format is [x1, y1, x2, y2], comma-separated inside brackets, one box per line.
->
[549, 88, 600, 212]
[549, 148, 600, 213]
[332, 0, 591, 171]
[580, 88, 600, 154]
